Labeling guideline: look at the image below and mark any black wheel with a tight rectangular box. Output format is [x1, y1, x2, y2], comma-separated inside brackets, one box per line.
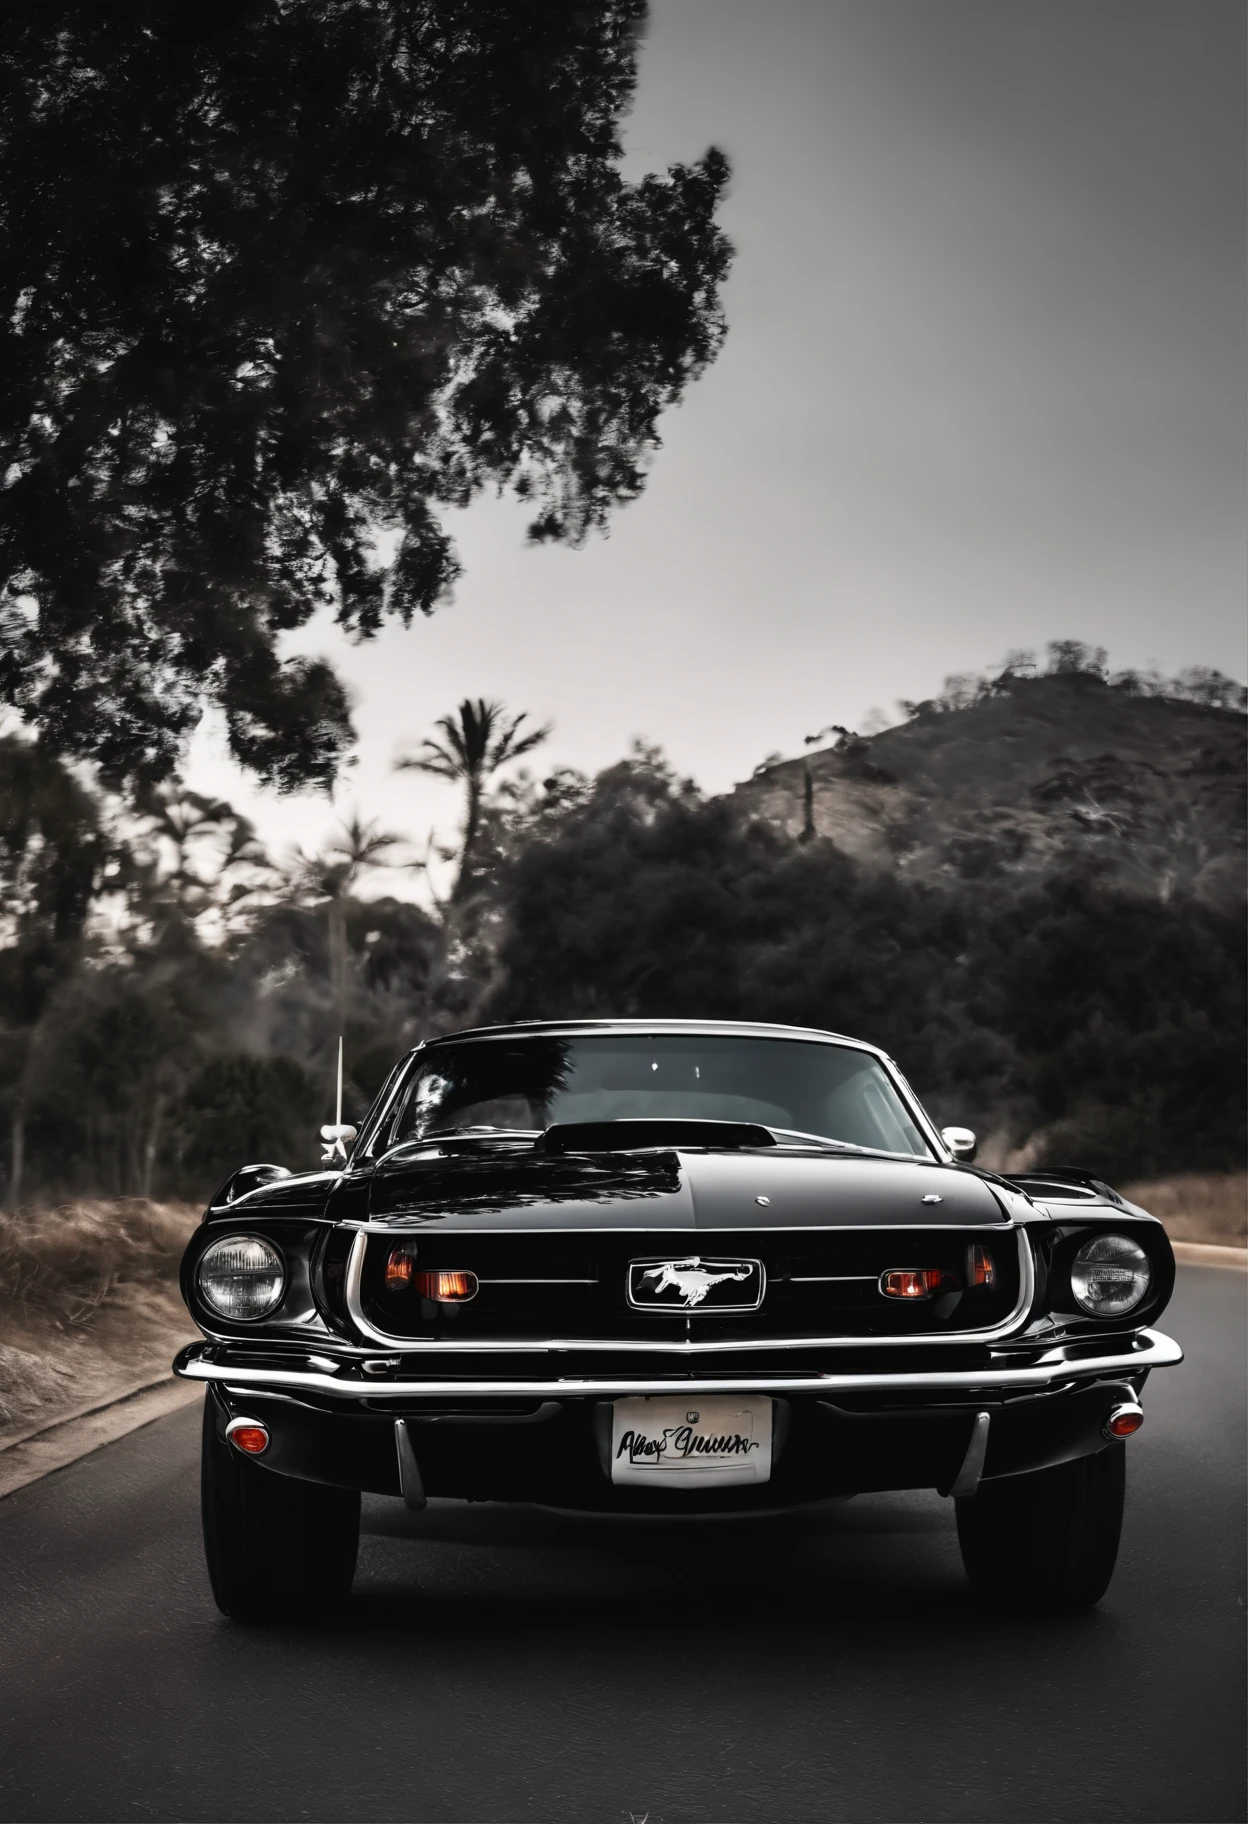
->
[200, 1392, 360, 1622]
[956, 1444, 1126, 1613]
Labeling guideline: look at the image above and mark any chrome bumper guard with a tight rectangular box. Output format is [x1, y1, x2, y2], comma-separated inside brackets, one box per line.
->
[175, 1328, 1183, 1402]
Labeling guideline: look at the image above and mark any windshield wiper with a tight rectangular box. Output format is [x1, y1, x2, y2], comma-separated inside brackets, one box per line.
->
[769, 1128, 926, 1158]
[769, 1127, 865, 1151]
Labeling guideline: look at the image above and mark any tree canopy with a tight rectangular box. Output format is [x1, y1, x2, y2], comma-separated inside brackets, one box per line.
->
[0, 1, 731, 788]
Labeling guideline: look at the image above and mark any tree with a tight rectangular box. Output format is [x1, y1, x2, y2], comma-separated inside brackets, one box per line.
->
[485, 747, 1246, 1176]
[985, 876, 1246, 1178]
[1046, 641, 1108, 678]
[487, 748, 964, 1049]
[398, 698, 549, 900]
[125, 782, 276, 938]
[291, 813, 407, 1032]
[0, 737, 109, 1205]
[1169, 668, 1248, 714]
[0, 2, 731, 790]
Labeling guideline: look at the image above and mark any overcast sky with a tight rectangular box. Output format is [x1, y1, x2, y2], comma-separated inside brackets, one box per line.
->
[186, 0, 1246, 883]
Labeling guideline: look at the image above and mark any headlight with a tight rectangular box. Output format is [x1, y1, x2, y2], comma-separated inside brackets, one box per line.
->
[1070, 1233, 1152, 1317]
[198, 1235, 285, 1321]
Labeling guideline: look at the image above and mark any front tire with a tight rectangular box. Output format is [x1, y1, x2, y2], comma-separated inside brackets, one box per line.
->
[201, 1393, 360, 1622]
[956, 1444, 1126, 1612]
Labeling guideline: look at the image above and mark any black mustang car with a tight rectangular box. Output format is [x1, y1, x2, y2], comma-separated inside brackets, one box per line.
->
[176, 1019, 1182, 1621]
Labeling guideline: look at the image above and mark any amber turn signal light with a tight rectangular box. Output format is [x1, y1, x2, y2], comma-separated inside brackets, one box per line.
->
[415, 1269, 479, 1303]
[385, 1253, 478, 1300]
[225, 1418, 269, 1455]
[880, 1268, 944, 1299]
[1103, 1403, 1144, 1439]
[385, 1247, 416, 1290]
[967, 1244, 995, 1287]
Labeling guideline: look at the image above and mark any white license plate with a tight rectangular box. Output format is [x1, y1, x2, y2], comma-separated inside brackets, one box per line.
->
[609, 1396, 773, 1489]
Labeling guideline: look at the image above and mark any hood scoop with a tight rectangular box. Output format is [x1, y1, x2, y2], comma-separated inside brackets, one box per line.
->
[542, 1119, 778, 1155]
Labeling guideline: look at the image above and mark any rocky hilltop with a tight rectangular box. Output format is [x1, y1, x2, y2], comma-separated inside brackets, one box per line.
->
[730, 672, 1245, 909]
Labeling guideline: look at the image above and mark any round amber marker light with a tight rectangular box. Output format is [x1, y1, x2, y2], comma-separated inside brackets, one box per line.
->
[229, 1425, 269, 1455]
[1107, 1410, 1144, 1437]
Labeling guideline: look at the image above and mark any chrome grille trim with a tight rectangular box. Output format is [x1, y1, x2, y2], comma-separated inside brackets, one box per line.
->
[342, 1227, 1035, 1352]
[339, 1220, 1021, 1234]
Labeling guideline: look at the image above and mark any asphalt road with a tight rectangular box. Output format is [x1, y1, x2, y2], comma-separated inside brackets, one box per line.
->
[0, 1266, 1243, 1824]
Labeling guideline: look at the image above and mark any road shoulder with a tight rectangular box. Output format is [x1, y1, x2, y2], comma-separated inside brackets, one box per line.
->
[1171, 1241, 1247, 1269]
[0, 1377, 201, 1501]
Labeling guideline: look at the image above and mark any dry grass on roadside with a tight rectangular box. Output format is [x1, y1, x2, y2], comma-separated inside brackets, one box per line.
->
[1119, 1173, 1247, 1247]
[0, 1199, 201, 1446]
[0, 1198, 198, 1327]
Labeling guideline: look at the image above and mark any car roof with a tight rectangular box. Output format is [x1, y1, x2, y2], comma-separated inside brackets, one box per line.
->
[421, 1018, 888, 1059]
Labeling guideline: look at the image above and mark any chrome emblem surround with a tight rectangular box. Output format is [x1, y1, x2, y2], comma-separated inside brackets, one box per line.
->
[627, 1255, 766, 1314]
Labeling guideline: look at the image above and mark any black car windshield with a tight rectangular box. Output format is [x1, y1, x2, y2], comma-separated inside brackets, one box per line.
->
[379, 1033, 933, 1158]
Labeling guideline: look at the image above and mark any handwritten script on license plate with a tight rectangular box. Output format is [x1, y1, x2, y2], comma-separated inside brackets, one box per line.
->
[609, 1396, 773, 1489]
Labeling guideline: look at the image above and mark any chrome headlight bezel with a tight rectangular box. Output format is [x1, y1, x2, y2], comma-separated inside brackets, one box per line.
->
[1069, 1231, 1153, 1318]
[197, 1233, 287, 1323]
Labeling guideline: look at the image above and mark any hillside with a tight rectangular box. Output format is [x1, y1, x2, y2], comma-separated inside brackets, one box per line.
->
[729, 674, 1245, 908]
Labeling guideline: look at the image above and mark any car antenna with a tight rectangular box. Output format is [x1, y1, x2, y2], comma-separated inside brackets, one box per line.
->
[320, 1036, 352, 1162]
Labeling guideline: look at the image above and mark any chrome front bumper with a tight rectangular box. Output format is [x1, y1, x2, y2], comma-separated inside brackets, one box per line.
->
[174, 1327, 1183, 1402]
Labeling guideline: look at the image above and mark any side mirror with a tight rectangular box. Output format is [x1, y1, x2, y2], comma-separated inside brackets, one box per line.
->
[320, 1123, 359, 1163]
[941, 1126, 978, 1163]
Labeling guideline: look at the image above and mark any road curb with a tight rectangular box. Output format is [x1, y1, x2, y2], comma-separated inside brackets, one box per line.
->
[1172, 1241, 1247, 1269]
[0, 1376, 201, 1501]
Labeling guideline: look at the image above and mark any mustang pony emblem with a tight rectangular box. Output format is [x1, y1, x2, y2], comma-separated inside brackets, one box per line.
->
[637, 1257, 754, 1308]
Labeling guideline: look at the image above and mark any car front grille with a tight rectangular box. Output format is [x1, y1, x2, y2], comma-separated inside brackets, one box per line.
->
[353, 1226, 1025, 1344]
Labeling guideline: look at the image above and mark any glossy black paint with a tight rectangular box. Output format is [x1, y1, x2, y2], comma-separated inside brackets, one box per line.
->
[204, 1374, 1144, 1512]
[178, 1019, 1180, 1517]
[216, 1144, 1015, 1232]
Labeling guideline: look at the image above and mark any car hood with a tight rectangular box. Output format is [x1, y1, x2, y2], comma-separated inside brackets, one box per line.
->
[360, 1146, 1011, 1232]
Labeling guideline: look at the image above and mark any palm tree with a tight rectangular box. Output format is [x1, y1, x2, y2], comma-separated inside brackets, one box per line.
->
[132, 783, 277, 935]
[294, 814, 406, 1032]
[396, 699, 550, 902]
